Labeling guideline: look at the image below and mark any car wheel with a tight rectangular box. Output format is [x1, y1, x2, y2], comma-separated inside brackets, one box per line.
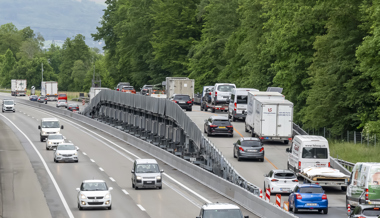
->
[75, 160, 78, 163]
[341, 186, 347, 191]
[232, 116, 236, 122]
[245, 124, 249, 133]
[54, 158, 57, 163]
[189, 108, 192, 112]
[78, 203, 83, 210]
[287, 162, 290, 170]
[13, 110, 15, 113]
[251, 131, 255, 137]
[135, 186, 138, 190]
[132, 183, 135, 188]
[233, 148, 236, 158]
[237, 153, 241, 162]
[212, 108, 215, 113]
[228, 112, 231, 119]
[46, 146, 49, 150]
[260, 158, 264, 162]
[40, 136, 43, 142]
[200, 105, 204, 111]
[323, 208, 328, 214]
[108, 205, 112, 210]
[159, 186, 162, 189]
[293, 202, 298, 214]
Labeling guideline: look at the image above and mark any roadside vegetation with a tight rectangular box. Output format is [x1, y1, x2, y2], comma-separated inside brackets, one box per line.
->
[329, 141, 380, 163]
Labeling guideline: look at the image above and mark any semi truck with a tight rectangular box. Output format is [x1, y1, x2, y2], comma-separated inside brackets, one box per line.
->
[41, 81, 58, 101]
[165, 77, 194, 99]
[11, 79, 27, 96]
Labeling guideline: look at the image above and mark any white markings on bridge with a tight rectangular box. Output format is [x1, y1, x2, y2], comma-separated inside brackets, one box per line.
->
[137, 204, 146, 211]
[99, 167, 104, 171]
[109, 177, 115, 182]
[90, 159, 95, 162]
[122, 189, 129, 195]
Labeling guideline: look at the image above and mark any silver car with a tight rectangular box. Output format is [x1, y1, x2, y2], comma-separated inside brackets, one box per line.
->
[131, 159, 163, 190]
[46, 134, 66, 150]
[56, 100, 68, 108]
[53, 143, 78, 163]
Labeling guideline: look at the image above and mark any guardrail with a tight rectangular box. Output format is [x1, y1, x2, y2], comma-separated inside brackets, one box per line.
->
[13, 96, 297, 218]
[335, 158, 354, 172]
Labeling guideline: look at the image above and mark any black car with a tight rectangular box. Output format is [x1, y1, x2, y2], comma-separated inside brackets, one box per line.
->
[233, 137, 264, 162]
[172, 95, 193, 111]
[349, 204, 380, 218]
[204, 116, 233, 137]
[67, 104, 79, 111]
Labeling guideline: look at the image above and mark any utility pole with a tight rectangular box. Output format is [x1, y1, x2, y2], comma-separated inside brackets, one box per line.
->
[41, 63, 44, 82]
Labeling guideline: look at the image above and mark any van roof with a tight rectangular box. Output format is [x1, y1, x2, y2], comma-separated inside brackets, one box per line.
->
[201, 203, 240, 210]
[249, 91, 284, 96]
[294, 135, 328, 142]
[355, 162, 380, 166]
[255, 98, 293, 105]
[135, 159, 158, 164]
[232, 88, 259, 93]
[41, 118, 59, 121]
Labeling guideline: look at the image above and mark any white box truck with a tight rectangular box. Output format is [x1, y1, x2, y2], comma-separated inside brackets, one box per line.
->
[11, 79, 27, 96]
[165, 77, 194, 99]
[89, 87, 110, 103]
[41, 81, 58, 101]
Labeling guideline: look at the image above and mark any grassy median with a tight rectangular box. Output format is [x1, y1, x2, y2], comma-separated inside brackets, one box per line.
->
[329, 141, 380, 163]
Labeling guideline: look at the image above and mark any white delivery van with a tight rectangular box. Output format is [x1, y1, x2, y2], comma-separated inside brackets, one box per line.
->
[287, 135, 330, 173]
[228, 88, 259, 121]
[347, 162, 380, 207]
[212, 83, 236, 105]
[38, 118, 64, 142]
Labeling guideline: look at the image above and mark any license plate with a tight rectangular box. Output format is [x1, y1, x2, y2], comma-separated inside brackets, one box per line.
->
[179, 101, 185, 103]
[146, 181, 152, 184]
[247, 150, 257, 152]
[223, 96, 228, 98]
[280, 188, 290, 191]
[219, 126, 226, 129]
[306, 203, 317, 206]
[93, 199, 98, 202]
[369, 201, 380, 204]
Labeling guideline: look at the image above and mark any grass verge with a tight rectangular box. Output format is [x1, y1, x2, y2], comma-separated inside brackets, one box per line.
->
[329, 141, 380, 163]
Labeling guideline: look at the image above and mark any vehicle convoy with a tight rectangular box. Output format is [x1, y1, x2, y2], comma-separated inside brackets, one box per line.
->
[233, 137, 264, 162]
[348, 204, 380, 218]
[194, 85, 213, 105]
[346, 162, 380, 209]
[41, 81, 58, 101]
[2, 99, 15, 113]
[53, 143, 78, 163]
[196, 202, 249, 218]
[171, 94, 193, 111]
[45, 134, 65, 150]
[286, 135, 349, 189]
[115, 82, 130, 91]
[131, 159, 164, 190]
[288, 184, 328, 214]
[165, 77, 194, 100]
[89, 87, 110, 103]
[263, 169, 299, 193]
[38, 118, 64, 142]
[76, 180, 113, 210]
[228, 88, 259, 121]
[11, 79, 27, 96]
[211, 83, 236, 105]
[204, 116, 233, 137]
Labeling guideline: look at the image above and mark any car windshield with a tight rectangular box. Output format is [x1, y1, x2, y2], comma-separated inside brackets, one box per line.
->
[122, 86, 134, 90]
[69, 104, 78, 107]
[241, 140, 262, 147]
[301, 147, 328, 159]
[4, 101, 14, 105]
[59, 94, 66, 97]
[217, 85, 235, 92]
[174, 95, 190, 101]
[299, 187, 324, 193]
[213, 120, 230, 126]
[135, 164, 160, 173]
[59, 100, 66, 103]
[203, 209, 243, 218]
[237, 95, 248, 104]
[81, 182, 108, 191]
[48, 135, 63, 140]
[42, 121, 60, 128]
[363, 208, 380, 216]
[274, 173, 296, 179]
[57, 144, 76, 150]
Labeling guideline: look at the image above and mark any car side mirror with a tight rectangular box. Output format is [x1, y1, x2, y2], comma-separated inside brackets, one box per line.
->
[76, 188, 80, 191]
[160, 170, 164, 173]
[61, 125, 64, 129]
[76, 146, 79, 151]
[38, 125, 41, 129]
[109, 187, 113, 191]
[286, 148, 290, 152]
[131, 170, 134, 173]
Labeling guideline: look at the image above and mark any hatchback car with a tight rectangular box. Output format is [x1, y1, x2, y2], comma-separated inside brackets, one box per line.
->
[204, 116, 233, 137]
[53, 143, 78, 163]
[56, 100, 68, 108]
[38, 96, 46, 103]
[67, 104, 79, 111]
[131, 159, 164, 190]
[349, 204, 380, 218]
[233, 137, 264, 161]
[76, 180, 113, 210]
[46, 134, 66, 150]
[288, 184, 328, 214]
[29, 95, 38, 101]
[172, 94, 193, 111]
[197, 202, 249, 218]
[264, 169, 298, 193]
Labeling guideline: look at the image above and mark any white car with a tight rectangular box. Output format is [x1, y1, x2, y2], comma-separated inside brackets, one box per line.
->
[56, 100, 68, 108]
[53, 143, 78, 163]
[46, 134, 66, 150]
[197, 202, 249, 218]
[263, 169, 299, 194]
[76, 180, 113, 210]
[2, 99, 15, 113]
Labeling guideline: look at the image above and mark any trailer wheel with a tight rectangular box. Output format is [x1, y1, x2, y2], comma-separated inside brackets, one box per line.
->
[200, 105, 204, 111]
[341, 186, 347, 191]
[212, 108, 215, 113]
[245, 124, 249, 133]
[251, 131, 255, 137]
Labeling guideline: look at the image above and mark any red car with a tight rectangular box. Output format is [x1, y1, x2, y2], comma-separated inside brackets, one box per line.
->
[58, 93, 67, 101]
[121, 86, 136, 94]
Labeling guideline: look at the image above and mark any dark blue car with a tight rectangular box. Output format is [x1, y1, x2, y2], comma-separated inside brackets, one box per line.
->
[288, 184, 328, 214]
[29, 95, 38, 101]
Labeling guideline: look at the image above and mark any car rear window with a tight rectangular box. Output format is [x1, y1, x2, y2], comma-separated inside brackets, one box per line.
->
[203, 209, 243, 218]
[241, 140, 262, 147]
[59, 94, 66, 97]
[123, 86, 134, 90]
[274, 173, 296, 179]
[299, 187, 324, 193]
[174, 95, 190, 101]
[217, 85, 235, 92]
[213, 120, 231, 126]
[363, 208, 380, 216]
[237, 95, 248, 104]
[48, 135, 63, 140]
[301, 147, 328, 159]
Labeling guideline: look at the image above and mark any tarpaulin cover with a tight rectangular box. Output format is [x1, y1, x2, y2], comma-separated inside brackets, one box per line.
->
[302, 167, 349, 178]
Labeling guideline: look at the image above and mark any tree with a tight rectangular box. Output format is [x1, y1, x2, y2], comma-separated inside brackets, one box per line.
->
[0, 49, 16, 87]
[0, 23, 22, 57]
[71, 60, 87, 91]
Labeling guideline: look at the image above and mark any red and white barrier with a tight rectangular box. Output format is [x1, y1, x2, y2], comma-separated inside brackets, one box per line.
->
[276, 194, 281, 207]
[259, 189, 263, 198]
[347, 204, 351, 214]
[265, 188, 271, 202]
[283, 201, 289, 211]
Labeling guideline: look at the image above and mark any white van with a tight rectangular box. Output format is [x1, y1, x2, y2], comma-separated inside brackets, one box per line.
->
[286, 135, 330, 173]
[212, 83, 236, 105]
[2, 99, 15, 113]
[38, 118, 64, 142]
[347, 162, 380, 207]
[228, 88, 258, 121]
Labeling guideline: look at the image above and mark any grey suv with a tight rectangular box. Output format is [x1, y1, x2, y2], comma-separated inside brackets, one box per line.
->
[131, 159, 163, 190]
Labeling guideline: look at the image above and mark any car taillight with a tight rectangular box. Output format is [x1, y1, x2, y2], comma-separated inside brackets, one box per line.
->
[260, 137, 264, 139]
[226, 125, 233, 128]
[292, 179, 298, 182]
[117, 88, 119, 91]
[173, 100, 178, 103]
[296, 194, 302, 199]
[322, 194, 327, 200]
[187, 101, 192, 104]
[288, 137, 292, 141]
[271, 179, 278, 182]
[239, 147, 244, 152]
[328, 162, 330, 167]
[234, 102, 237, 111]
[215, 91, 217, 96]
[259, 147, 264, 152]
[209, 125, 218, 128]
[366, 188, 369, 201]
[298, 161, 301, 170]
[209, 92, 211, 95]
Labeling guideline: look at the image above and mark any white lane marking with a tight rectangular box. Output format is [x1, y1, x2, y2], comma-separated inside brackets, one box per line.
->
[109, 177, 115, 182]
[82, 152, 87, 155]
[90, 159, 95, 162]
[137, 204, 146, 211]
[163, 181, 201, 208]
[122, 189, 129, 195]
[19, 106, 212, 205]
[99, 167, 104, 171]
[0, 114, 75, 218]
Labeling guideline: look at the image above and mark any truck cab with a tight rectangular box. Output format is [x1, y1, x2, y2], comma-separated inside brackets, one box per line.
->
[38, 118, 64, 142]
[212, 83, 236, 105]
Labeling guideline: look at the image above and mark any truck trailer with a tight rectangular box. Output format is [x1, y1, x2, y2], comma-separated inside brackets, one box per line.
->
[41, 81, 58, 101]
[165, 77, 194, 99]
[11, 79, 27, 96]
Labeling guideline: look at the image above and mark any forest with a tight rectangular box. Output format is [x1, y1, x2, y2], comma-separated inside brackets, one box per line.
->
[2, 0, 380, 136]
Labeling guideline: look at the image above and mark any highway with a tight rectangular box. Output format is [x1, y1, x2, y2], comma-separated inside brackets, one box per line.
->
[0, 94, 256, 218]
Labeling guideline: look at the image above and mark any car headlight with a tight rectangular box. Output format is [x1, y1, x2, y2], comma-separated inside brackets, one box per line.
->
[104, 193, 110, 199]
[42, 131, 46, 134]
[57, 153, 61, 156]
[80, 194, 86, 199]
[136, 176, 142, 180]
[74, 152, 77, 156]
[156, 176, 161, 180]
[48, 141, 52, 144]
